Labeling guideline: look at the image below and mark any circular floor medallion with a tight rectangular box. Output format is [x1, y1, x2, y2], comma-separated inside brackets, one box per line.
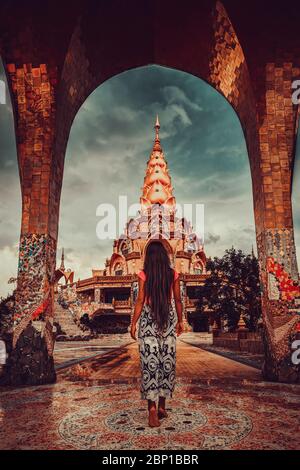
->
[58, 393, 253, 450]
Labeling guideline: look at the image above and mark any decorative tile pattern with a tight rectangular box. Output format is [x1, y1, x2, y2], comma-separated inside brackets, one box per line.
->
[0, 379, 299, 450]
[267, 257, 300, 302]
[58, 396, 252, 450]
[13, 233, 56, 353]
[265, 229, 299, 284]
[7, 234, 57, 385]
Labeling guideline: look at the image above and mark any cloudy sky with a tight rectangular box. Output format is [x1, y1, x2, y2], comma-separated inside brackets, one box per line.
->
[0, 63, 299, 297]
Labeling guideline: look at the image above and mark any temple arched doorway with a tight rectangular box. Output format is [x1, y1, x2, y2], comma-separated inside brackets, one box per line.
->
[57, 63, 255, 348]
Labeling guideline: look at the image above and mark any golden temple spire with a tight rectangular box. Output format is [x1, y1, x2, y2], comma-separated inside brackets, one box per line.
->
[140, 118, 176, 210]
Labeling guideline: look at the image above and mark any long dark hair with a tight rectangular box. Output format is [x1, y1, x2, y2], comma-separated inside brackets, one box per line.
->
[143, 241, 174, 331]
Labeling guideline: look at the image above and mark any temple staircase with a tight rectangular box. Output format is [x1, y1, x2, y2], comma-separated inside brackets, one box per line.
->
[54, 300, 93, 341]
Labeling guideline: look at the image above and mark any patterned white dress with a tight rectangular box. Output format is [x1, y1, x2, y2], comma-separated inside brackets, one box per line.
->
[137, 270, 178, 401]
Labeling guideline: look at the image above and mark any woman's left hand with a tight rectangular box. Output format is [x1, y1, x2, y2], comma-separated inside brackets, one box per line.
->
[130, 322, 137, 340]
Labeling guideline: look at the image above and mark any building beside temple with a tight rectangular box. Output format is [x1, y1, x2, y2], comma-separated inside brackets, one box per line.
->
[62, 118, 210, 332]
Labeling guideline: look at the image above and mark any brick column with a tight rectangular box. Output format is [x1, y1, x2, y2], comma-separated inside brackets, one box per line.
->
[253, 62, 300, 382]
[209, 1, 300, 382]
[6, 63, 60, 385]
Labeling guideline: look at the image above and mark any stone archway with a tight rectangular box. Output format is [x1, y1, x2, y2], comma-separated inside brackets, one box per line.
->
[1, 0, 299, 384]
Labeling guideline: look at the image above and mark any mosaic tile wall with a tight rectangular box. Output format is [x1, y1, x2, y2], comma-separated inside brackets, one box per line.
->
[253, 53, 300, 380]
[13, 234, 56, 349]
[257, 229, 300, 381]
[7, 233, 57, 385]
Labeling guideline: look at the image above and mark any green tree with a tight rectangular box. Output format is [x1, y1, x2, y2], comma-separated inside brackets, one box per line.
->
[197, 247, 262, 331]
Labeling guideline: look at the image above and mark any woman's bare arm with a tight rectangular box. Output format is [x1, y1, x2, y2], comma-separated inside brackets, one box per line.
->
[173, 277, 183, 323]
[130, 277, 145, 339]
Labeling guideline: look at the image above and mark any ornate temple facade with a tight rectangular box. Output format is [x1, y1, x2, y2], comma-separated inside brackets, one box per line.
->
[73, 118, 210, 332]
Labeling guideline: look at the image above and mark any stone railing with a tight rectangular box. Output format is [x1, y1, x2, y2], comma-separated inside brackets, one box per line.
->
[181, 273, 208, 282]
[186, 298, 198, 307]
[213, 330, 264, 354]
[113, 299, 131, 307]
[81, 302, 113, 316]
[96, 302, 114, 310]
[77, 274, 135, 285]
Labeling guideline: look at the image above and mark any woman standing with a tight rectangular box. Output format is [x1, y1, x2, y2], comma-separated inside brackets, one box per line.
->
[130, 241, 184, 427]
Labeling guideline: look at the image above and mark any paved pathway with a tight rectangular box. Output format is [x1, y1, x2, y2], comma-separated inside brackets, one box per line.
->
[0, 338, 299, 450]
[57, 339, 261, 382]
[54, 335, 133, 369]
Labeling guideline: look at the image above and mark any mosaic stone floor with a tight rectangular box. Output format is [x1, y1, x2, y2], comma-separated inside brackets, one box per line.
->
[0, 379, 299, 450]
[0, 339, 299, 450]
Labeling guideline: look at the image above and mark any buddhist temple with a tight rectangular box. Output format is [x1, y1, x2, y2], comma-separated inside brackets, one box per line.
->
[65, 118, 210, 332]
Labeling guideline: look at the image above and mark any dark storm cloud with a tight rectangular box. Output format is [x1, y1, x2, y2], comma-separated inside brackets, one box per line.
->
[205, 233, 221, 245]
[243, 226, 256, 235]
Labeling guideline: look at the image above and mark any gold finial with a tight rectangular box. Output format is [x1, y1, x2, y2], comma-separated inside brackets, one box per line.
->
[153, 115, 161, 151]
[155, 114, 160, 128]
[154, 115, 160, 141]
